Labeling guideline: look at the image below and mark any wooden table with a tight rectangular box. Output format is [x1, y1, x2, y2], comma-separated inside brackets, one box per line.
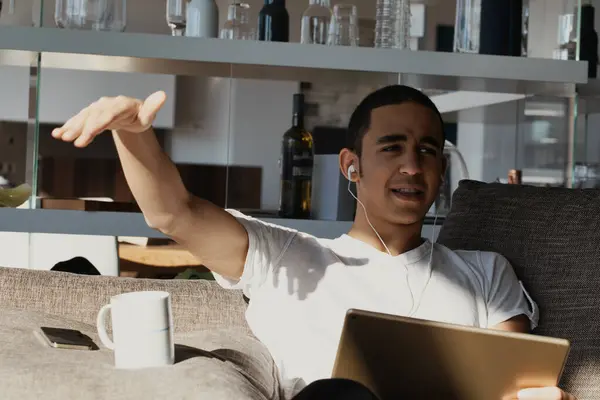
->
[118, 243, 209, 279]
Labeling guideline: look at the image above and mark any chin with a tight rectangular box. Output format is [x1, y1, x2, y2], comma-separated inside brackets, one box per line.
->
[393, 215, 425, 226]
[387, 208, 427, 225]
[385, 200, 430, 225]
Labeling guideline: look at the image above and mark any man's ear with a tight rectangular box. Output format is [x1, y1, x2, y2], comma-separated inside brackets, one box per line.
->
[339, 148, 358, 181]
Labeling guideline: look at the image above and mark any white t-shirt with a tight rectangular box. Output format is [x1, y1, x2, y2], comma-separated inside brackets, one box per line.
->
[214, 210, 539, 398]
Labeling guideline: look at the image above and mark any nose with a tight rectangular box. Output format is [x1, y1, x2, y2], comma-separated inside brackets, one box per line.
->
[398, 150, 423, 176]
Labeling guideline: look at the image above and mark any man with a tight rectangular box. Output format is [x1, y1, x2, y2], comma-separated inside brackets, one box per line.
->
[52, 85, 576, 400]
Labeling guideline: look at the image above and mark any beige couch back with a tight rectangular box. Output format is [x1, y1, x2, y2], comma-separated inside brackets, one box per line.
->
[0, 267, 250, 333]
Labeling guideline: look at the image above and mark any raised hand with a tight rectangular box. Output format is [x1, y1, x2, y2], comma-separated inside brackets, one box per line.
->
[51, 91, 167, 148]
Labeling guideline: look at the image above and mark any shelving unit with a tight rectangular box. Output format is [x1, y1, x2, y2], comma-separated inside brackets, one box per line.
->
[0, 26, 588, 95]
[0, 24, 590, 238]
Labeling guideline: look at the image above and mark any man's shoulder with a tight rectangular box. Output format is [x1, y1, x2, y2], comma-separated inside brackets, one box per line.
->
[224, 209, 335, 252]
[436, 244, 509, 272]
[225, 209, 299, 235]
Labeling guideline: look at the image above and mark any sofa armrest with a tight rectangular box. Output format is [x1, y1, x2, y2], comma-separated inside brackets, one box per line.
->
[0, 267, 249, 333]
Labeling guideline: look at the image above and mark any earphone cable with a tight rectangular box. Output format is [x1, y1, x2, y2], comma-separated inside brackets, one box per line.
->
[346, 167, 438, 317]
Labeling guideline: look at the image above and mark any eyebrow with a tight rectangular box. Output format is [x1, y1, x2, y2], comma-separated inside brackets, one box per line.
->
[375, 134, 442, 149]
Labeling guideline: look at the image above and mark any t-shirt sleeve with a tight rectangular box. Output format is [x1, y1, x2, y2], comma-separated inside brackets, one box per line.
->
[211, 209, 297, 298]
[481, 252, 539, 331]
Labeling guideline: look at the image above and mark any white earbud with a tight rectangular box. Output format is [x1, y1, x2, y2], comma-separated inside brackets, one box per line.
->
[347, 165, 356, 181]
[343, 160, 438, 318]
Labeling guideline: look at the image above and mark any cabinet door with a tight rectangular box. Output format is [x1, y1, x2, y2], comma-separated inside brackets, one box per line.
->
[0, 67, 176, 127]
[0, 66, 29, 122]
[38, 69, 176, 128]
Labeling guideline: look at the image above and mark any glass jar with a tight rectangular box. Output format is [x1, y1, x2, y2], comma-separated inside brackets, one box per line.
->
[454, 0, 524, 56]
[301, 0, 332, 45]
[55, 0, 126, 31]
[374, 0, 411, 49]
[327, 3, 359, 46]
[220, 2, 255, 40]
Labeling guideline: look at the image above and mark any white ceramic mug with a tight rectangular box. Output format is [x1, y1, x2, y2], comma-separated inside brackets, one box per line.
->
[96, 291, 174, 369]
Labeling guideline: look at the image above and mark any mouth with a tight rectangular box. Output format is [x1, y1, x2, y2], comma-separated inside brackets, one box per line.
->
[390, 187, 425, 202]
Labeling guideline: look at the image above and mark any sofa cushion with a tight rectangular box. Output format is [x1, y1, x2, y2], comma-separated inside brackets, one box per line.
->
[0, 267, 249, 333]
[0, 308, 280, 400]
[437, 180, 600, 400]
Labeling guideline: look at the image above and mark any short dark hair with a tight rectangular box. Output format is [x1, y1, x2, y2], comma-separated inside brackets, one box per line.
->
[346, 85, 445, 157]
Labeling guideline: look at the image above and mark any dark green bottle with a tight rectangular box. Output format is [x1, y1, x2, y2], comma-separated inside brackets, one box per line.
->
[279, 93, 313, 219]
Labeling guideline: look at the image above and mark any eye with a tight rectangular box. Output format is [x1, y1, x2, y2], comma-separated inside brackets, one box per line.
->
[382, 144, 402, 152]
[419, 146, 438, 156]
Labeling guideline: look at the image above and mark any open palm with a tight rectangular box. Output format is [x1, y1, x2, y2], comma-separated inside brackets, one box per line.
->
[51, 91, 167, 148]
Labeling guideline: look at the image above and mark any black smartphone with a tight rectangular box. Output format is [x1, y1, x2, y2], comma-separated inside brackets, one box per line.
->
[37, 327, 97, 350]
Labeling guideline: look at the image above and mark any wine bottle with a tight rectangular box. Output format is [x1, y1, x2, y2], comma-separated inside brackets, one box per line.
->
[580, 4, 598, 78]
[279, 94, 314, 219]
[258, 0, 289, 42]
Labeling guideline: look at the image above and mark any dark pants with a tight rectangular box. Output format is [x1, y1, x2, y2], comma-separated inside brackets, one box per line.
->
[292, 378, 380, 400]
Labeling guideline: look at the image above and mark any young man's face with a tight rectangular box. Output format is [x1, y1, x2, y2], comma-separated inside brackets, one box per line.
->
[351, 102, 446, 225]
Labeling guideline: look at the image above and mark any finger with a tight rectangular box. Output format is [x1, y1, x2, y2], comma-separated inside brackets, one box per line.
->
[137, 91, 167, 127]
[82, 108, 115, 138]
[52, 109, 88, 140]
[74, 110, 115, 148]
[51, 126, 64, 139]
[72, 96, 135, 145]
[58, 107, 93, 142]
[518, 387, 565, 400]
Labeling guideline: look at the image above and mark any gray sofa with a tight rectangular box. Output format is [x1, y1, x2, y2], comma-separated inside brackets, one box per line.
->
[437, 180, 600, 400]
[0, 268, 280, 400]
[1, 180, 599, 399]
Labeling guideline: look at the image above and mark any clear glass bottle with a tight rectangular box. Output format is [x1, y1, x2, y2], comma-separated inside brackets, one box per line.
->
[300, 0, 332, 45]
[453, 0, 482, 53]
[220, 2, 256, 40]
[375, 0, 411, 49]
[392, 0, 411, 49]
[166, 0, 187, 36]
[327, 3, 358, 46]
[55, 0, 126, 31]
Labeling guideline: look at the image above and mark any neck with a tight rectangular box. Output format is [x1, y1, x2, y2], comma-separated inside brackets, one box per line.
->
[292, 112, 304, 129]
[348, 207, 424, 256]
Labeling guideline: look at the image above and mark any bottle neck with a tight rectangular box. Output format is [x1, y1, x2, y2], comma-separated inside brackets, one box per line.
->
[292, 112, 304, 129]
[581, 4, 596, 32]
[309, 0, 329, 6]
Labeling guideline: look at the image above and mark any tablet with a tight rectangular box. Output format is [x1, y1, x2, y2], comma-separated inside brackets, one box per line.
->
[331, 309, 570, 400]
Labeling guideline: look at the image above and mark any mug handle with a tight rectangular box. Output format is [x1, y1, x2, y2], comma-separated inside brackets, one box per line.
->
[96, 304, 115, 350]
